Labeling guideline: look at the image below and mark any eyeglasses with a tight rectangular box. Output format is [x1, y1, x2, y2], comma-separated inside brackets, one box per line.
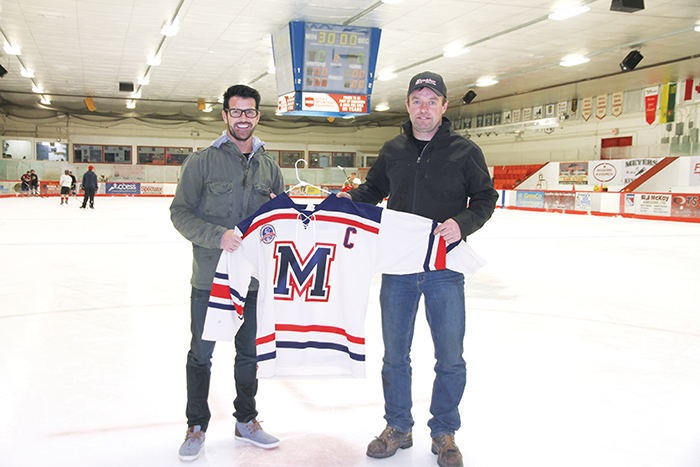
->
[225, 108, 259, 118]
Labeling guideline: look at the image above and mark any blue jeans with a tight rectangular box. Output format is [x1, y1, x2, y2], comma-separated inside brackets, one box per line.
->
[186, 286, 259, 431]
[379, 269, 466, 438]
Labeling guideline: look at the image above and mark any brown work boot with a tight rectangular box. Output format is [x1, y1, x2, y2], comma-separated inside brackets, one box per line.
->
[366, 426, 413, 458]
[431, 434, 463, 467]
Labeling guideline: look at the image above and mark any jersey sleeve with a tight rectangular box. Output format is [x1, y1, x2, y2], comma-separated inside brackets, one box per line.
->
[375, 209, 486, 276]
[202, 227, 256, 342]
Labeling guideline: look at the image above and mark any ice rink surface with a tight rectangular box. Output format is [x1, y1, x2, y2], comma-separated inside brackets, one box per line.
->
[1, 196, 699, 467]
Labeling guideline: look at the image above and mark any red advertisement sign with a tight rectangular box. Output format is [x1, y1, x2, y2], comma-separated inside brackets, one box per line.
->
[671, 194, 700, 219]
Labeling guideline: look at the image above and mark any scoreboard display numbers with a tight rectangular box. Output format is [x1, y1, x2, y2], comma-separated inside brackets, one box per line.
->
[272, 21, 382, 117]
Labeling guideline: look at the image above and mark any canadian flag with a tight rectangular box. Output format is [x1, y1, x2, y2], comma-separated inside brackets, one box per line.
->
[695, 78, 700, 103]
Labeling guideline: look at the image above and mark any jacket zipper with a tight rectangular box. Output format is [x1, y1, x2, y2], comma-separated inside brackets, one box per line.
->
[412, 143, 429, 213]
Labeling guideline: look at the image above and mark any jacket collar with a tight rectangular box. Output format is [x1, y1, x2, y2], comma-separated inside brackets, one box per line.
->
[402, 117, 452, 144]
[212, 131, 265, 157]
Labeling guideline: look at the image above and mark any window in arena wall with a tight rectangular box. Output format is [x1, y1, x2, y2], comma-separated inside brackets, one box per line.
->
[280, 150, 304, 168]
[2, 140, 33, 160]
[308, 151, 332, 168]
[104, 146, 132, 163]
[36, 142, 68, 161]
[333, 152, 355, 167]
[137, 146, 192, 165]
[74, 145, 104, 163]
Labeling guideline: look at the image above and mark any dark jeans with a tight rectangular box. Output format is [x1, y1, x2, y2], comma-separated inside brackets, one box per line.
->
[380, 269, 466, 438]
[81, 188, 96, 207]
[186, 286, 259, 432]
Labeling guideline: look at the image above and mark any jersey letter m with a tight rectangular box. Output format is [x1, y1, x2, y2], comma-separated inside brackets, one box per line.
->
[273, 242, 336, 302]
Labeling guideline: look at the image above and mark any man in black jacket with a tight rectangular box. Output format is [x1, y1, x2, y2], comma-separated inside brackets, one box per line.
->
[339, 71, 498, 467]
[80, 165, 98, 209]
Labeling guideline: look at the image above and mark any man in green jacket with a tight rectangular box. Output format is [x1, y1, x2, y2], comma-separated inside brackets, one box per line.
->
[171, 84, 285, 461]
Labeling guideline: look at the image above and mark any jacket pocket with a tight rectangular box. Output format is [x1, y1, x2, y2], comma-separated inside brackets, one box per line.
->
[203, 181, 234, 218]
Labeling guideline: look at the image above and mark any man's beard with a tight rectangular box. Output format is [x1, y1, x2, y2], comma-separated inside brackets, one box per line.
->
[228, 120, 255, 142]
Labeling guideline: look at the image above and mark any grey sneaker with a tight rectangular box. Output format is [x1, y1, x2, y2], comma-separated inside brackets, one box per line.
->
[235, 418, 279, 449]
[367, 426, 413, 458]
[178, 425, 205, 461]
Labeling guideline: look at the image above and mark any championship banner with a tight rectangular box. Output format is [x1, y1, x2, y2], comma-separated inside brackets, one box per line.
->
[512, 109, 521, 123]
[522, 107, 532, 121]
[644, 86, 658, 125]
[659, 84, 672, 123]
[502, 110, 512, 124]
[665, 82, 676, 122]
[581, 97, 593, 121]
[595, 94, 607, 119]
[611, 92, 623, 117]
[557, 101, 568, 117]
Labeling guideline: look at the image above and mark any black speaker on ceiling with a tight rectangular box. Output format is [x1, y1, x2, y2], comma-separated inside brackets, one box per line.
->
[620, 50, 643, 71]
[0, 65, 7, 78]
[119, 82, 134, 92]
[461, 90, 476, 105]
[610, 0, 644, 12]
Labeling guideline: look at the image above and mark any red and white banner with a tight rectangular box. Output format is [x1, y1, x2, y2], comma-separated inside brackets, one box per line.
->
[644, 86, 659, 125]
[595, 94, 607, 119]
[302, 93, 368, 113]
[611, 92, 623, 117]
[557, 101, 568, 117]
[581, 97, 593, 121]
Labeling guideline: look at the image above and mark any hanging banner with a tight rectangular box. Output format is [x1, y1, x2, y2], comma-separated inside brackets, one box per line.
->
[557, 101, 568, 117]
[571, 98, 578, 114]
[666, 82, 676, 122]
[502, 110, 512, 124]
[659, 84, 669, 123]
[581, 97, 593, 121]
[694, 78, 700, 103]
[545, 104, 555, 118]
[522, 108, 532, 121]
[595, 94, 607, 119]
[512, 109, 521, 123]
[684, 78, 694, 101]
[611, 92, 623, 117]
[644, 86, 658, 125]
[533, 106, 543, 119]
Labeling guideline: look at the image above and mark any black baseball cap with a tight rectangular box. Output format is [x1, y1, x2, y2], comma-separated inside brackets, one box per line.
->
[407, 71, 447, 98]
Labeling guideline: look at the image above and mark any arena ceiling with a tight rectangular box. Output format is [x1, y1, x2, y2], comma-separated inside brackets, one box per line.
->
[0, 0, 699, 129]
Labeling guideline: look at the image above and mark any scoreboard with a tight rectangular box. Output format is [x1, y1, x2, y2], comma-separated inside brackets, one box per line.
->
[272, 21, 382, 118]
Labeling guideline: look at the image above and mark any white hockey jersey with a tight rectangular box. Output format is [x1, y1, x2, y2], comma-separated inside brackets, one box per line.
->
[202, 193, 485, 378]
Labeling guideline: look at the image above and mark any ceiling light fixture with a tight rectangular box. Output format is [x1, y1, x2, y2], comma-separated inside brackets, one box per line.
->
[20, 68, 34, 78]
[267, 66, 276, 74]
[126, 100, 136, 109]
[137, 76, 150, 85]
[377, 71, 398, 81]
[131, 90, 142, 99]
[381, 0, 402, 4]
[40, 96, 51, 105]
[3, 43, 21, 55]
[161, 21, 179, 36]
[476, 78, 498, 87]
[560, 55, 590, 66]
[202, 104, 213, 113]
[32, 84, 44, 93]
[695, 25, 700, 32]
[549, 4, 590, 21]
[147, 55, 162, 66]
[443, 45, 470, 58]
[375, 103, 390, 111]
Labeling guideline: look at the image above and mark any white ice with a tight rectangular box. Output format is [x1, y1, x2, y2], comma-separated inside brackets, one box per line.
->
[1, 196, 699, 467]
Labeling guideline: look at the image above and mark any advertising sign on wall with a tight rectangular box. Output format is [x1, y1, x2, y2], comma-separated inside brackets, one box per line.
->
[106, 182, 141, 195]
[690, 156, 700, 186]
[575, 192, 591, 211]
[559, 162, 588, 185]
[544, 191, 575, 210]
[637, 194, 671, 216]
[516, 191, 544, 209]
[671, 194, 700, 219]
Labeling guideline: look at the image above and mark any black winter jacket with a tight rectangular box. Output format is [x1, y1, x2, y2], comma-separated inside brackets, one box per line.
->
[349, 118, 498, 239]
